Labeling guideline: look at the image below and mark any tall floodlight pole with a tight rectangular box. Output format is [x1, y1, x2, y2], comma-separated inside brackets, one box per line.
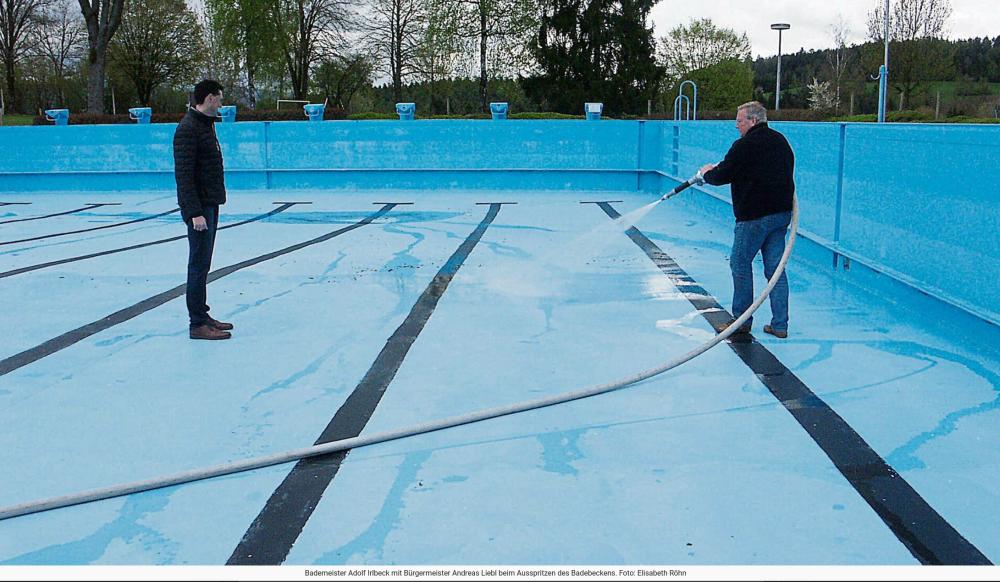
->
[877, 0, 890, 122]
[771, 23, 791, 111]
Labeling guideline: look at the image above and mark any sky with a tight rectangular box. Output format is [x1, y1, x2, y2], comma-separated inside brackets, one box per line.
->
[649, 0, 1000, 59]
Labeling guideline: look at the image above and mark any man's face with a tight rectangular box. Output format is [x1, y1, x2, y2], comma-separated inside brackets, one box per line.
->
[202, 91, 223, 116]
[736, 109, 755, 137]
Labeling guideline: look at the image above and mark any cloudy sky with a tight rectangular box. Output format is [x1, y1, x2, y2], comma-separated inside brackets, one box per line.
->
[649, 0, 1000, 59]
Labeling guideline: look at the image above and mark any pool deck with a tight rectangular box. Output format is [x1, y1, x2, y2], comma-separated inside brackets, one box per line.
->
[0, 190, 997, 566]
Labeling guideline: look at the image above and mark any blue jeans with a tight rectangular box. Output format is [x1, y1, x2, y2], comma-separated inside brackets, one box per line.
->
[731, 211, 791, 331]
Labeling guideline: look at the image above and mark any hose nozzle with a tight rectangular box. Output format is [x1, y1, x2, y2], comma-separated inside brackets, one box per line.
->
[660, 170, 705, 201]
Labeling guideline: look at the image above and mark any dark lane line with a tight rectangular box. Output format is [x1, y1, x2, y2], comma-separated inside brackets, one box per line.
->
[0, 203, 116, 225]
[0, 204, 398, 377]
[0, 203, 298, 280]
[228, 203, 506, 565]
[591, 200, 991, 566]
[0, 208, 181, 246]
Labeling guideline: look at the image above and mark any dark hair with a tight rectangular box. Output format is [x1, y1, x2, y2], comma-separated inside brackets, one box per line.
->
[193, 80, 224, 105]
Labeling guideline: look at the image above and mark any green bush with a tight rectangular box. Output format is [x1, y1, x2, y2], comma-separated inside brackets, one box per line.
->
[509, 112, 581, 120]
[827, 110, 932, 123]
[0, 114, 36, 126]
[939, 116, 1000, 124]
[827, 111, 1000, 123]
[31, 107, 347, 125]
[346, 111, 397, 120]
[344, 111, 583, 120]
[683, 59, 754, 111]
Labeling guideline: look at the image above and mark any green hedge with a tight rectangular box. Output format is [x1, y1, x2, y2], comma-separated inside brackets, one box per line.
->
[30, 107, 347, 125]
[346, 111, 584, 120]
[0, 114, 36, 126]
[828, 110, 1000, 123]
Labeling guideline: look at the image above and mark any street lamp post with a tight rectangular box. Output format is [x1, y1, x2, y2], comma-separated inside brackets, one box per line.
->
[771, 23, 791, 111]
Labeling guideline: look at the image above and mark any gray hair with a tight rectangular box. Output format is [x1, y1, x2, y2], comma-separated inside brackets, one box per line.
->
[738, 101, 768, 123]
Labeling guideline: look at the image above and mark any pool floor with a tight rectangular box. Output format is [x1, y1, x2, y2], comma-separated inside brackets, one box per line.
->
[0, 190, 998, 565]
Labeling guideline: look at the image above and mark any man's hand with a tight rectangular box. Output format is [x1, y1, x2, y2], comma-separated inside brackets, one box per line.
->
[699, 163, 717, 175]
[192, 216, 207, 231]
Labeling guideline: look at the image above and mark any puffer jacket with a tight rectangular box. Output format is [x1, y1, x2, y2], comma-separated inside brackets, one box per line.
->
[173, 108, 226, 221]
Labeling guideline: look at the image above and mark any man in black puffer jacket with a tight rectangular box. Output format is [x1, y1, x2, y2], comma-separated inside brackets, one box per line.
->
[174, 79, 233, 340]
[700, 101, 795, 339]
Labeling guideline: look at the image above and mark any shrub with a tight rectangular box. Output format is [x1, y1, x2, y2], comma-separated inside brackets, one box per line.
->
[32, 107, 347, 125]
[346, 111, 397, 120]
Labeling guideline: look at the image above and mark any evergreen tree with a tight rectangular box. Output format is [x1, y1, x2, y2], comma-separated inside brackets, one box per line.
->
[522, 0, 662, 116]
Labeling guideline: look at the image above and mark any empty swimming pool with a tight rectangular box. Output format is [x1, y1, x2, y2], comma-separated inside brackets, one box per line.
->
[1, 185, 998, 566]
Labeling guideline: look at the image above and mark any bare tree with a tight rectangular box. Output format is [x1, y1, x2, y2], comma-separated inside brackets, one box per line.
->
[109, 0, 204, 107]
[362, 0, 425, 104]
[198, 10, 239, 93]
[867, 0, 953, 109]
[657, 17, 751, 79]
[453, 0, 535, 112]
[206, 0, 283, 109]
[1, 0, 51, 112]
[413, 0, 459, 114]
[826, 15, 853, 112]
[31, 0, 85, 105]
[315, 50, 372, 110]
[273, 0, 352, 100]
[77, 0, 126, 113]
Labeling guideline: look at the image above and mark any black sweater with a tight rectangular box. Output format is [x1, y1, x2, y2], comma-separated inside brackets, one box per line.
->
[702, 122, 795, 222]
[173, 108, 226, 221]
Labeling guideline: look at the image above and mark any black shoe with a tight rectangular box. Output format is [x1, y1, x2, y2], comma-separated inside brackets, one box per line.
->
[207, 316, 234, 331]
[190, 324, 231, 340]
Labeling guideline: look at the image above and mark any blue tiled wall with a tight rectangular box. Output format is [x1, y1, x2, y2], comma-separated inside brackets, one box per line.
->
[1, 118, 997, 324]
[674, 120, 1000, 326]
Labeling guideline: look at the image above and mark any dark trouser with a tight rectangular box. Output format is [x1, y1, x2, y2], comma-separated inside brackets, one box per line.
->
[186, 205, 219, 327]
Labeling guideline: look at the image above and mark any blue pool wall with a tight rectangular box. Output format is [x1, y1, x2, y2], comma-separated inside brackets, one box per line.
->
[1, 119, 997, 327]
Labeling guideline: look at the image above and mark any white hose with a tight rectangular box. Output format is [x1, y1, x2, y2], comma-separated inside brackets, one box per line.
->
[0, 192, 799, 522]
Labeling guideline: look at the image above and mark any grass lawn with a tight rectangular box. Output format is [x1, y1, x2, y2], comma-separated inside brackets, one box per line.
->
[0, 114, 35, 126]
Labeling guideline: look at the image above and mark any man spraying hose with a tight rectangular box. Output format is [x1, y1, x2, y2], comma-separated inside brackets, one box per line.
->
[698, 101, 795, 339]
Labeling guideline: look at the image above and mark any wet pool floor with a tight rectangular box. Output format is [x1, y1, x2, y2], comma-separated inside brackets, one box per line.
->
[0, 189, 997, 565]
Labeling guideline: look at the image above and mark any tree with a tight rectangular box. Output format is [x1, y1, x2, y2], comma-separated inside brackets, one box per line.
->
[454, 0, 535, 111]
[362, 0, 425, 104]
[867, 0, 954, 109]
[685, 58, 751, 111]
[108, 0, 203, 107]
[272, 0, 351, 100]
[657, 17, 750, 79]
[77, 0, 125, 113]
[1, 0, 50, 112]
[826, 15, 853, 112]
[413, 0, 459, 114]
[524, 0, 662, 115]
[806, 77, 837, 111]
[314, 51, 373, 110]
[205, 0, 284, 109]
[31, 0, 85, 105]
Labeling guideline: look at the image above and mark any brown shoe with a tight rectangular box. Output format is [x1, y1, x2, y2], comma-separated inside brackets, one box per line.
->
[763, 325, 788, 339]
[721, 318, 751, 334]
[207, 316, 234, 331]
[190, 324, 231, 340]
